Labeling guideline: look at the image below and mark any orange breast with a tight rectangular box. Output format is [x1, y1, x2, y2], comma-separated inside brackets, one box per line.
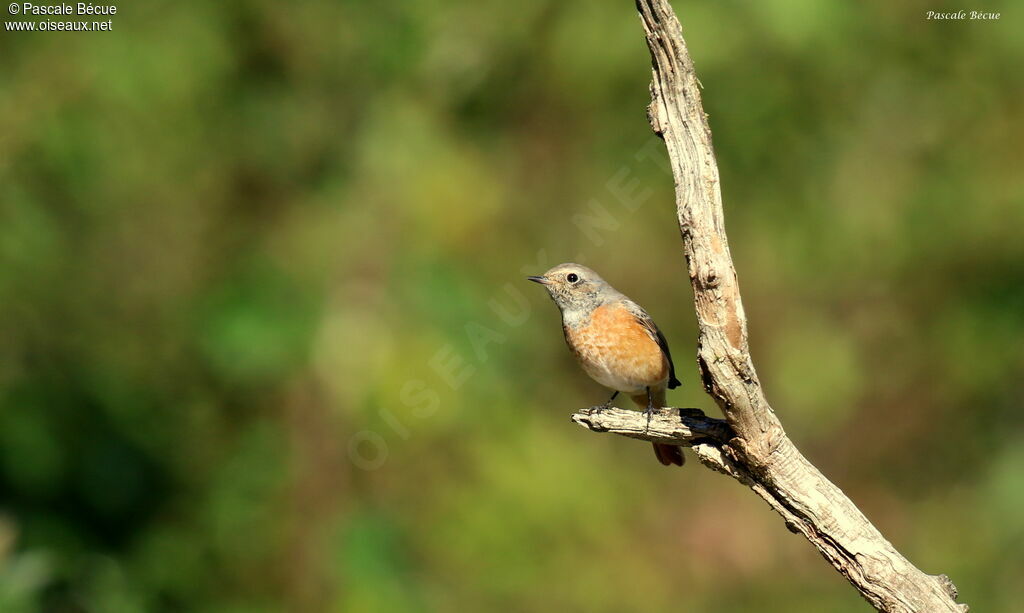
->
[564, 303, 668, 393]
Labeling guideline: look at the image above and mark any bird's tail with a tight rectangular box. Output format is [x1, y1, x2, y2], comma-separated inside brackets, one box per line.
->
[630, 388, 684, 467]
[653, 442, 684, 467]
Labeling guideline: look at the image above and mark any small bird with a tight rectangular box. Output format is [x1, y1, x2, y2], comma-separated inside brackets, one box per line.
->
[529, 263, 684, 466]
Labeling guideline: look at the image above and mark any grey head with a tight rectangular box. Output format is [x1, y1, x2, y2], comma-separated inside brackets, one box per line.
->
[527, 263, 622, 323]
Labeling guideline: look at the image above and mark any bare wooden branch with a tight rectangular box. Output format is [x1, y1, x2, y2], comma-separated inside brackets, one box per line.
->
[571, 1, 969, 611]
[572, 407, 743, 478]
[572, 406, 731, 445]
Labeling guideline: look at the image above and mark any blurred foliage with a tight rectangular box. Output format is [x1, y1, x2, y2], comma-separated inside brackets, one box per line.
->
[1, 0, 1023, 611]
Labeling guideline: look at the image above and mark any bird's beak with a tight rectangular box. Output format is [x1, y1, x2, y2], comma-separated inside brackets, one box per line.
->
[526, 276, 549, 285]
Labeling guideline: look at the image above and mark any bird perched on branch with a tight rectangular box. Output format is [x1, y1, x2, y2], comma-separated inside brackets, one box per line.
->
[528, 263, 684, 466]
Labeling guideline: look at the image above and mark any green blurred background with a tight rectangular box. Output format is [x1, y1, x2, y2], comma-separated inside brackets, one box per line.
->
[1, 1, 1022, 611]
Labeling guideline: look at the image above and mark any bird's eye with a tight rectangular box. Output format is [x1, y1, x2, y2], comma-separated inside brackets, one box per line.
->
[566, 273, 579, 283]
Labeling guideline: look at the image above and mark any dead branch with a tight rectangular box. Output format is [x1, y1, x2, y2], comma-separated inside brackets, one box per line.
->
[571, 2, 969, 611]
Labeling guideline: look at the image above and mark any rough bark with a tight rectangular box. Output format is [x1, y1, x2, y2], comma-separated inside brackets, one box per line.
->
[571, 2, 969, 611]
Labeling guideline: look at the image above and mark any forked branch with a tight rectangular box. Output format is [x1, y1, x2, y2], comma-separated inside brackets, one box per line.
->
[572, 2, 969, 611]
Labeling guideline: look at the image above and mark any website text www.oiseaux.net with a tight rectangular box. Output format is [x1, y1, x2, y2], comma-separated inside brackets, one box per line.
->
[6, 19, 112, 31]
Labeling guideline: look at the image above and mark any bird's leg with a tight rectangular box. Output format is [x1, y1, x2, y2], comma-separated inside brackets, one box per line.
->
[644, 386, 654, 432]
[601, 390, 619, 409]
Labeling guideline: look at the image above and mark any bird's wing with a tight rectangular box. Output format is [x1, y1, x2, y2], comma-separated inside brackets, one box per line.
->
[623, 300, 681, 389]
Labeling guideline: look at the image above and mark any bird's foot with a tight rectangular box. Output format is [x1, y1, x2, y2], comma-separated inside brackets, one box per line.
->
[644, 403, 655, 433]
[600, 391, 619, 409]
[644, 387, 655, 433]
